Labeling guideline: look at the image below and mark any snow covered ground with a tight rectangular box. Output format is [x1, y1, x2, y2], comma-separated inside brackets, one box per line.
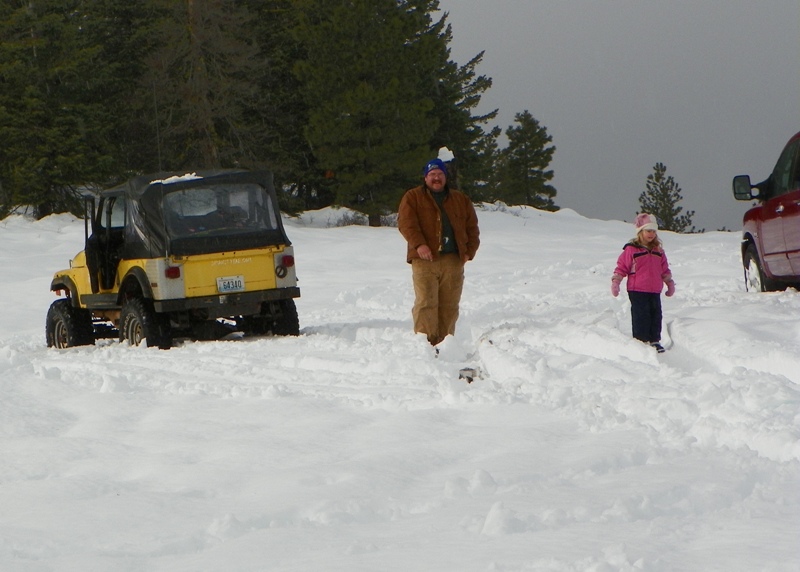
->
[1, 206, 798, 571]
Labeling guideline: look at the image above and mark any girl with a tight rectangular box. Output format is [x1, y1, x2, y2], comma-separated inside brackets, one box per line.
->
[611, 213, 675, 352]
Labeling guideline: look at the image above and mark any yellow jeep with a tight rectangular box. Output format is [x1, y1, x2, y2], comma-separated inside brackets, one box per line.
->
[46, 170, 300, 349]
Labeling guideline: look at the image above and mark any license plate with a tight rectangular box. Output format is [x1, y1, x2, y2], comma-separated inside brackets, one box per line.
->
[217, 275, 245, 293]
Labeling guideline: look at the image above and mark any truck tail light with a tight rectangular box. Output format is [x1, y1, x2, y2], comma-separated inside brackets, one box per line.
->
[281, 255, 295, 268]
[165, 266, 181, 279]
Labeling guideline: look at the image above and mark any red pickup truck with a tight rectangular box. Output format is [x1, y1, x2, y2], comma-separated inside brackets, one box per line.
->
[733, 131, 800, 292]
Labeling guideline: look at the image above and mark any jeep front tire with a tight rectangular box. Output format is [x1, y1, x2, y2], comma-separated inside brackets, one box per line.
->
[46, 299, 95, 349]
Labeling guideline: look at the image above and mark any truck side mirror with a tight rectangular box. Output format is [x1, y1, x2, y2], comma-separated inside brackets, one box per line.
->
[732, 175, 755, 200]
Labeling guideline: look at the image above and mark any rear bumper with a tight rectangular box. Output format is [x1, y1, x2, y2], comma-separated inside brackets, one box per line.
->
[153, 287, 300, 314]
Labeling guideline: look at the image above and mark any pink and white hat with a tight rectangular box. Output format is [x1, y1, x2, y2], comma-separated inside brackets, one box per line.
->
[634, 213, 658, 233]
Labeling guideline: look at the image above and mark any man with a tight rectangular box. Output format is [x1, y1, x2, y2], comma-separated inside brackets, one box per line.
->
[398, 158, 480, 346]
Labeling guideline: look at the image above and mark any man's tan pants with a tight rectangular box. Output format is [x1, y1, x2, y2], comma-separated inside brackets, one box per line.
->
[411, 254, 464, 346]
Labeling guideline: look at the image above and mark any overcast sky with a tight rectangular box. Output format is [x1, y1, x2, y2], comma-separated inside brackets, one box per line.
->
[438, 0, 799, 231]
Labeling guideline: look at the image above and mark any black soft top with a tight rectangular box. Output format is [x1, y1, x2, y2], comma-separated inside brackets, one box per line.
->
[102, 170, 291, 258]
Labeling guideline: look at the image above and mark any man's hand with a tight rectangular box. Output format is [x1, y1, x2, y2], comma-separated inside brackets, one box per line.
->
[417, 245, 433, 261]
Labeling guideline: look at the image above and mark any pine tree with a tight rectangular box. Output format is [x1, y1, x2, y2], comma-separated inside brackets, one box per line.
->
[0, 0, 118, 217]
[133, 0, 261, 171]
[292, 0, 442, 225]
[496, 111, 557, 210]
[468, 125, 502, 203]
[412, 4, 497, 196]
[93, 0, 314, 209]
[244, 0, 321, 214]
[82, 0, 178, 176]
[428, 49, 498, 198]
[0, 0, 497, 220]
[638, 162, 696, 233]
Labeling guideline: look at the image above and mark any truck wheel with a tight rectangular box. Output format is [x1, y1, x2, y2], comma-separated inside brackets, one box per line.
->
[743, 244, 777, 292]
[120, 298, 172, 349]
[46, 299, 95, 348]
[271, 299, 300, 336]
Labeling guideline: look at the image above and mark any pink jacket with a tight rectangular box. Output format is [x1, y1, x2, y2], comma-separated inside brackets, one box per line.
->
[612, 243, 672, 293]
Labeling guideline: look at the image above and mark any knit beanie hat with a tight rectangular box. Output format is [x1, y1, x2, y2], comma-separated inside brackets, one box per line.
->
[423, 158, 448, 177]
[634, 213, 658, 233]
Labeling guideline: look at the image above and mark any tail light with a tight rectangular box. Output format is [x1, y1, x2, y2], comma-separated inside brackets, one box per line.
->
[165, 266, 181, 279]
[281, 255, 295, 267]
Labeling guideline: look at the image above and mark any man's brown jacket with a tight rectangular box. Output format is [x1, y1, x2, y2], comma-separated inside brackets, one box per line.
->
[398, 185, 480, 263]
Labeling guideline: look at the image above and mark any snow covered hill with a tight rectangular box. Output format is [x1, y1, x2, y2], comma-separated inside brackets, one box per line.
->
[1, 206, 798, 571]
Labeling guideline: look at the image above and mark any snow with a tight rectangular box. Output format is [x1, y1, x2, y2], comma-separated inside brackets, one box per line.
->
[438, 146, 456, 162]
[151, 173, 201, 184]
[1, 206, 798, 571]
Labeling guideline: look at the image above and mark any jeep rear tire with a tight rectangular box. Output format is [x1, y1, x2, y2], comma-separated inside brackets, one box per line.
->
[743, 244, 777, 292]
[46, 299, 95, 349]
[271, 299, 300, 336]
[243, 299, 299, 337]
[120, 297, 172, 349]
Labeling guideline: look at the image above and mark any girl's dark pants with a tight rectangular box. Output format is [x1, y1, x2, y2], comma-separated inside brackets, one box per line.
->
[628, 291, 662, 343]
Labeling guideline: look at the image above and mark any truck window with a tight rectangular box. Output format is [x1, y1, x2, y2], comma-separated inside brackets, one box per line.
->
[772, 139, 800, 197]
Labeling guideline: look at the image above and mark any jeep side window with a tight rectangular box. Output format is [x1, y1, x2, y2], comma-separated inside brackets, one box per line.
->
[771, 139, 800, 197]
[97, 197, 124, 230]
[109, 198, 126, 228]
[263, 195, 278, 228]
[249, 188, 278, 229]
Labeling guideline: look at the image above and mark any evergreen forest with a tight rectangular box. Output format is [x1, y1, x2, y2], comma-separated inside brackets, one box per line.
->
[0, 0, 558, 222]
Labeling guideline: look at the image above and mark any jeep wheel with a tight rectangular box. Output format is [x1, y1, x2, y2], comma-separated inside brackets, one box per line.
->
[743, 244, 777, 292]
[271, 299, 300, 336]
[243, 299, 299, 337]
[46, 299, 95, 349]
[120, 298, 172, 349]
